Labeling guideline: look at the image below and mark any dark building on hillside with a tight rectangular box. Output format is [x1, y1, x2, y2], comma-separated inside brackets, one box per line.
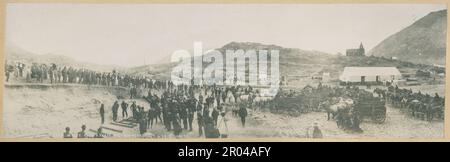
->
[346, 43, 365, 56]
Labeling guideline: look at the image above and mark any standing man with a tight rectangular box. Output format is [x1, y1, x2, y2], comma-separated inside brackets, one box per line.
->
[17, 62, 25, 77]
[131, 101, 137, 119]
[238, 103, 248, 127]
[187, 99, 196, 131]
[153, 96, 162, 124]
[139, 111, 147, 136]
[211, 107, 220, 127]
[130, 86, 136, 99]
[112, 101, 119, 122]
[5, 63, 14, 82]
[99, 103, 105, 124]
[196, 101, 204, 136]
[162, 102, 171, 131]
[121, 101, 128, 118]
[147, 108, 155, 129]
[49, 67, 54, 84]
[197, 110, 204, 137]
[179, 104, 188, 130]
[199, 94, 204, 105]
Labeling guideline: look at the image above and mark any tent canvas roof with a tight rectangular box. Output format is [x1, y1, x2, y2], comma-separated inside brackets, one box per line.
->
[341, 67, 401, 77]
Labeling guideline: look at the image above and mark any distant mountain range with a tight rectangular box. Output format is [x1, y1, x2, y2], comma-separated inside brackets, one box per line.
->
[5, 44, 123, 71]
[368, 9, 447, 65]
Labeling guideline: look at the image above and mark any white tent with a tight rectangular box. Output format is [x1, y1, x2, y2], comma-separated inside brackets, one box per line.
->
[339, 67, 401, 83]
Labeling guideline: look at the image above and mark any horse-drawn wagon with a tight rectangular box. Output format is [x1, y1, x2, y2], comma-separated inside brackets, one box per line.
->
[266, 86, 332, 115]
[325, 89, 386, 130]
[353, 94, 386, 123]
[270, 96, 308, 115]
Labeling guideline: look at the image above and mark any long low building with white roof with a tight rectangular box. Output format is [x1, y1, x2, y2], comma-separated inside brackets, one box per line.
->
[339, 67, 402, 83]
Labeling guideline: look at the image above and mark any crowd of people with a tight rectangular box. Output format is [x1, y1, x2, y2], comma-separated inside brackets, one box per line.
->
[4, 61, 25, 82]
[133, 84, 253, 138]
[2, 62, 258, 138]
[63, 84, 256, 138]
[5, 61, 172, 90]
[4, 62, 261, 138]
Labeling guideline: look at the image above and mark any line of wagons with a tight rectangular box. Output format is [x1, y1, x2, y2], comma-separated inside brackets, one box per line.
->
[261, 86, 387, 125]
[384, 87, 444, 121]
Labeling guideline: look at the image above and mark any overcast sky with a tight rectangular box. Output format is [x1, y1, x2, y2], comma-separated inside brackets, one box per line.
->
[5, 4, 446, 67]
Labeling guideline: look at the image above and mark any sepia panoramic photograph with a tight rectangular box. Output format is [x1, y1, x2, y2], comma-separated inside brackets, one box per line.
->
[2, 3, 447, 139]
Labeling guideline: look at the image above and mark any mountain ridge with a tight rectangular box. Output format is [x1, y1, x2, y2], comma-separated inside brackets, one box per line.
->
[368, 9, 447, 65]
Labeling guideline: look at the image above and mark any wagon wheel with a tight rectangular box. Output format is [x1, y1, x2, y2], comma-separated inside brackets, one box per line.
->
[371, 108, 386, 123]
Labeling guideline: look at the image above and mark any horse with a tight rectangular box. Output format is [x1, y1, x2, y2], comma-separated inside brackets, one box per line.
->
[400, 97, 409, 108]
[423, 101, 444, 121]
[324, 97, 353, 121]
